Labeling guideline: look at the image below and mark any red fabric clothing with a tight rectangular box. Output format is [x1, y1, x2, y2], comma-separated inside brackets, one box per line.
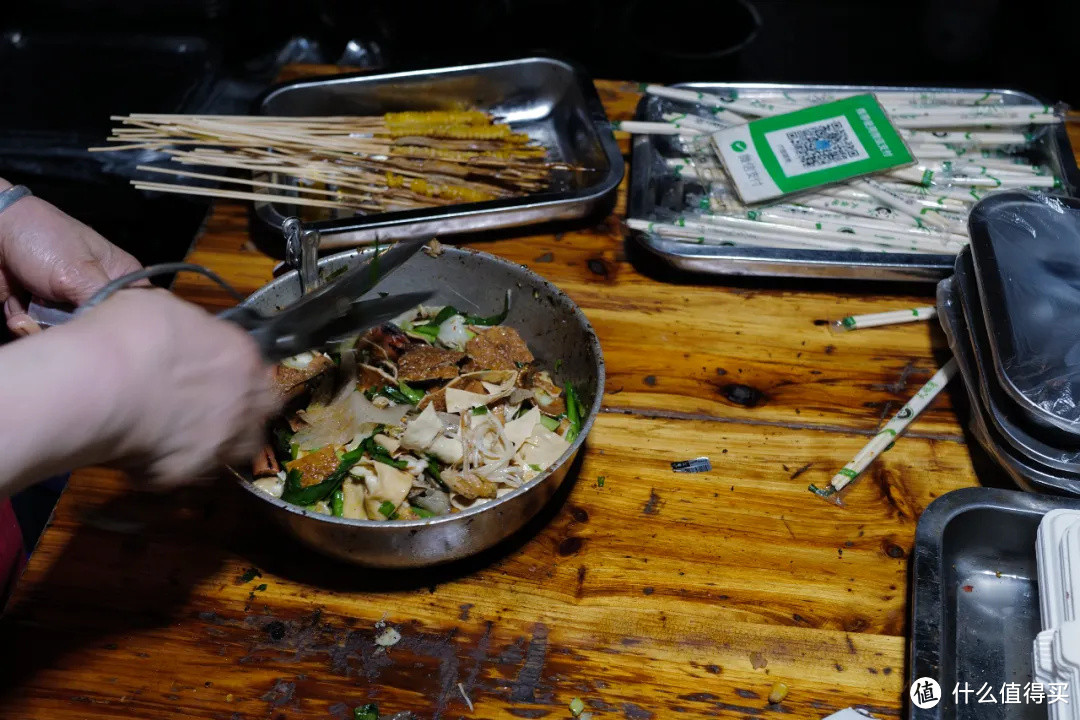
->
[0, 500, 25, 604]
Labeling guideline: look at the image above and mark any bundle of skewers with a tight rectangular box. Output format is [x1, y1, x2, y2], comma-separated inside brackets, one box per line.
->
[621, 85, 1068, 255]
[93, 111, 558, 216]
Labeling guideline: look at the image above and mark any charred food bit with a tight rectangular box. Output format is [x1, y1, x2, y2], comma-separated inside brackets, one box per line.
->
[398, 346, 465, 382]
[285, 446, 341, 487]
[271, 353, 335, 401]
[465, 325, 534, 371]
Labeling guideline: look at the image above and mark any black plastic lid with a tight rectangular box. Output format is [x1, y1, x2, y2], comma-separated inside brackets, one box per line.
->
[968, 191, 1080, 434]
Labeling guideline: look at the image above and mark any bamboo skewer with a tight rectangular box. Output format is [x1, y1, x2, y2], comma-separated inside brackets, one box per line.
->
[135, 164, 380, 200]
[612, 120, 704, 135]
[810, 358, 958, 502]
[626, 218, 891, 252]
[901, 130, 1029, 146]
[129, 181, 381, 210]
[641, 84, 1061, 128]
[741, 212, 967, 250]
[820, 184, 972, 209]
[96, 111, 559, 214]
[851, 179, 965, 233]
[628, 217, 941, 254]
[761, 205, 964, 240]
[831, 306, 938, 332]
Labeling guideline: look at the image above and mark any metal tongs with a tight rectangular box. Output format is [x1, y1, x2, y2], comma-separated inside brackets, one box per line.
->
[26, 236, 432, 362]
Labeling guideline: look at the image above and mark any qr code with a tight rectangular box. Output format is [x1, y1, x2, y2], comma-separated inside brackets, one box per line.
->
[785, 120, 861, 169]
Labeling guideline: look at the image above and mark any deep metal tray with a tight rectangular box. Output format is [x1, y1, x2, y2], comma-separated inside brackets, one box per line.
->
[911, 487, 1080, 720]
[255, 57, 624, 249]
[628, 82, 1080, 282]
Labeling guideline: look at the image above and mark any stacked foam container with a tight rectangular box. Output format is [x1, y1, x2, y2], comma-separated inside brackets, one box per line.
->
[1035, 510, 1080, 718]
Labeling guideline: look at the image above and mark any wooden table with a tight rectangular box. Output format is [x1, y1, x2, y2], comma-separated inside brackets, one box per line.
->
[4, 72, 1073, 720]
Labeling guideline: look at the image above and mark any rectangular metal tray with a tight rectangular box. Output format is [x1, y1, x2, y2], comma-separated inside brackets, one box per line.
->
[254, 57, 623, 249]
[628, 83, 1080, 282]
[911, 487, 1080, 720]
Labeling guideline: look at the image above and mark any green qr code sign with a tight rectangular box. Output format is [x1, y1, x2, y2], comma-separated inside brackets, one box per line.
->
[711, 94, 914, 203]
[765, 116, 869, 176]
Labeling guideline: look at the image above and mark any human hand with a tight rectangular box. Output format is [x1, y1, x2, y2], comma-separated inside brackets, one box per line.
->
[0, 178, 141, 336]
[73, 289, 280, 486]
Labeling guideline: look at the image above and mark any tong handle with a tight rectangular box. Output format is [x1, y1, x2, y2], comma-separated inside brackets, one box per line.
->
[216, 304, 286, 360]
[283, 217, 322, 295]
[25, 263, 248, 330]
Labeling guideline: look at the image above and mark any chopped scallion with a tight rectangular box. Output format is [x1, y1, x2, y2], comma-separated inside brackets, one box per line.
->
[281, 446, 365, 506]
[238, 567, 262, 584]
[427, 291, 512, 328]
[424, 457, 450, 492]
[324, 265, 348, 282]
[464, 290, 511, 325]
[354, 703, 379, 720]
[428, 305, 458, 326]
[272, 426, 294, 460]
[397, 381, 425, 405]
[540, 415, 561, 431]
[565, 383, 582, 443]
[359, 433, 409, 470]
[409, 324, 440, 342]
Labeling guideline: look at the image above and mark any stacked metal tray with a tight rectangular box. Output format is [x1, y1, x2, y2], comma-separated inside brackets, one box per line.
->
[628, 83, 1080, 282]
[910, 487, 1080, 720]
[937, 192, 1080, 495]
[939, 268, 1080, 495]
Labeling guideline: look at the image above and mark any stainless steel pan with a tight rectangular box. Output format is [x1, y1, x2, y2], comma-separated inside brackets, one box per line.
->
[230, 245, 605, 568]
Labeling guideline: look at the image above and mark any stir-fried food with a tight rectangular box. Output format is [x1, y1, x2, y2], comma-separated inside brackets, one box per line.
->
[251, 296, 584, 521]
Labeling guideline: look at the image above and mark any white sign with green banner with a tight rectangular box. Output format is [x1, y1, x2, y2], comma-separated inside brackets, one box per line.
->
[711, 94, 915, 203]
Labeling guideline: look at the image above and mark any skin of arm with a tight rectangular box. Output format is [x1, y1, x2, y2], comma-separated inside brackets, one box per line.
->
[0, 179, 279, 496]
[0, 311, 131, 496]
[0, 176, 135, 493]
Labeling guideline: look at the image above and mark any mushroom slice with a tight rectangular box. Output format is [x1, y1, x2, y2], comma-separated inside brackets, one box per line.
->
[400, 404, 443, 451]
[440, 470, 498, 500]
[363, 462, 414, 518]
[503, 407, 542, 450]
[517, 425, 571, 471]
[341, 477, 368, 519]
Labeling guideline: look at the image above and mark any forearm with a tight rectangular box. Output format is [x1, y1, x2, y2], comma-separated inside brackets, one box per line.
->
[0, 319, 128, 497]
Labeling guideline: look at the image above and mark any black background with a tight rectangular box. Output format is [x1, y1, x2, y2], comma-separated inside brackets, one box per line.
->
[1, 0, 1077, 268]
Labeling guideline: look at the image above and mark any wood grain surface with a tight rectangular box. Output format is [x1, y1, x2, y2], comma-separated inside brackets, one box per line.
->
[2, 73, 1071, 720]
